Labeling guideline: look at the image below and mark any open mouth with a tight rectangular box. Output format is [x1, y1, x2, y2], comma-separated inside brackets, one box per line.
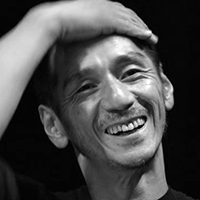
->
[105, 116, 147, 136]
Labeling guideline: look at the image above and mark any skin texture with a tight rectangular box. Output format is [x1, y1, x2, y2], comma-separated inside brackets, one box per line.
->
[39, 35, 174, 200]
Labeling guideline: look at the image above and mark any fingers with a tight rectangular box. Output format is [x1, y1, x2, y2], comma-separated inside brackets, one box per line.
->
[114, 18, 158, 44]
[49, 0, 158, 44]
[112, 1, 158, 44]
[131, 29, 158, 45]
[129, 26, 159, 44]
[148, 33, 159, 44]
[136, 31, 159, 44]
[127, 8, 149, 29]
[112, 2, 148, 30]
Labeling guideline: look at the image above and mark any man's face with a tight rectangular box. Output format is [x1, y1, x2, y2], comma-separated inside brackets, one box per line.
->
[55, 35, 172, 168]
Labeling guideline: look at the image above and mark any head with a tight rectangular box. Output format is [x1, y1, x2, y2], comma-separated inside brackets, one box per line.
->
[35, 34, 174, 170]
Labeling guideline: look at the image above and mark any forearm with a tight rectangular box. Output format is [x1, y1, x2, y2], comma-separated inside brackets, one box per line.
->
[0, 5, 56, 137]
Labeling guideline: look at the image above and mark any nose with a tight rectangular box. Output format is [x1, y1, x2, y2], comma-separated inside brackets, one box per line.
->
[101, 77, 135, 113]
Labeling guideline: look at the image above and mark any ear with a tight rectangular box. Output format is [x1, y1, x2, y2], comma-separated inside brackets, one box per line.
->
[38, 105, 68, 148]
[160, 71, 174, 110]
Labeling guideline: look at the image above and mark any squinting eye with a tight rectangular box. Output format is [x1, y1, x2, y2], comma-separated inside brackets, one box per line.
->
[121, 68, 141, 80]
[77, 83, 96, 93]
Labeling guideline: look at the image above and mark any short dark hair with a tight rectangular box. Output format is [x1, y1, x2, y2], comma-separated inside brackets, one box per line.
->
[33, 46, 61, 116]
[33, 36, 162, 116]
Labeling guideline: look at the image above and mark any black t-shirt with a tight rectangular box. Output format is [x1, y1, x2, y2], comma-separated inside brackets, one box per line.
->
[0, 158, 197, 200]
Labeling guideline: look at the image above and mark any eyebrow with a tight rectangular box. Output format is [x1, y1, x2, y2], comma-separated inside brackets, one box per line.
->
[112, 52, 147, 69]
[63, 67, 98, 88]
[63, 70, 82, 90]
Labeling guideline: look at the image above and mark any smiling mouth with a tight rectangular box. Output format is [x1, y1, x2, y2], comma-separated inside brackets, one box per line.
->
[105, 116, 147, 136]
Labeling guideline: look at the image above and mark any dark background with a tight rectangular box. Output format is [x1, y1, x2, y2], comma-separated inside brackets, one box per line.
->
[0, 0, 199, 198]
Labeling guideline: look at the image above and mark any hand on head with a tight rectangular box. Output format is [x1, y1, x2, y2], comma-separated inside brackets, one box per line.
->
[35, 0, 158, 44]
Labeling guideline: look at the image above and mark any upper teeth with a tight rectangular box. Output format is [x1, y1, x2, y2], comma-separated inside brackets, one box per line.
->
[106, 117, 145, 135]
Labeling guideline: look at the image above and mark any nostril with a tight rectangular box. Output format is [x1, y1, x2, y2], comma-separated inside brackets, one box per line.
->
[101, 84, 135, 112]
[123, 102, 133, 110]
[106, 101, 134, 113]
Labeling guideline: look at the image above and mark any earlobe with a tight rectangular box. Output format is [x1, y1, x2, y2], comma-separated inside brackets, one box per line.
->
[160, 72, 174, 111]
[38, 105, 68, 148]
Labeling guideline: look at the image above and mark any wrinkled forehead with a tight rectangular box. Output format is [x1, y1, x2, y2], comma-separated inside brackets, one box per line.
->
[50, 35, 151, 82]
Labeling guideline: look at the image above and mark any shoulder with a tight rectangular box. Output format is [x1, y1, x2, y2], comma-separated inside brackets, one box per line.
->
[55, 185, 91, 200]
[0, 157, 89, 200]
[169, 188, 198, 200]
[0, 157, 19, 200]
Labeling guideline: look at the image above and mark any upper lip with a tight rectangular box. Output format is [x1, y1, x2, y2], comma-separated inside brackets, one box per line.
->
[104, 115, 147, 133]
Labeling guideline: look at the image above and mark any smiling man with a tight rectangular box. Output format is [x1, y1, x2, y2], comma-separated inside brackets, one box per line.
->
[36, 34, 173, 200]
[40, 35, 171, 168]
[0, 0, 196, 200]
[34, 33, 196, 200]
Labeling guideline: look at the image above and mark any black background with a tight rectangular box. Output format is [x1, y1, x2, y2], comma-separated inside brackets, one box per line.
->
[0, 0, 199, 198]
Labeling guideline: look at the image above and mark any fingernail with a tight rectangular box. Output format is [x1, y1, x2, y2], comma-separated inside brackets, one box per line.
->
[145, 30, 152, 35]
[150, 34, 159, 44]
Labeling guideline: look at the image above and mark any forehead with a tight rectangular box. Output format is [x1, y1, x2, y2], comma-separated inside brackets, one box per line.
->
[80, 36, 145, 71]
[54, 35, 152, 83]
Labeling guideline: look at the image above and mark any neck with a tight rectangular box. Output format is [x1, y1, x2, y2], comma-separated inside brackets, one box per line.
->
[78, 144, 168, 200]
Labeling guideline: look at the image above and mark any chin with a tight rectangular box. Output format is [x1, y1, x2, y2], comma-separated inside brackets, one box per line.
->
[105, 136, 162, 171]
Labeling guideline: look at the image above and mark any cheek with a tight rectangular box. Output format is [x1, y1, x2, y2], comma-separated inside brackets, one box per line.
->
[67, 95, 100, 129]
[137, 79, 163, 98]
[134, 79, 165, 117]
[80, 100, 96, 118]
